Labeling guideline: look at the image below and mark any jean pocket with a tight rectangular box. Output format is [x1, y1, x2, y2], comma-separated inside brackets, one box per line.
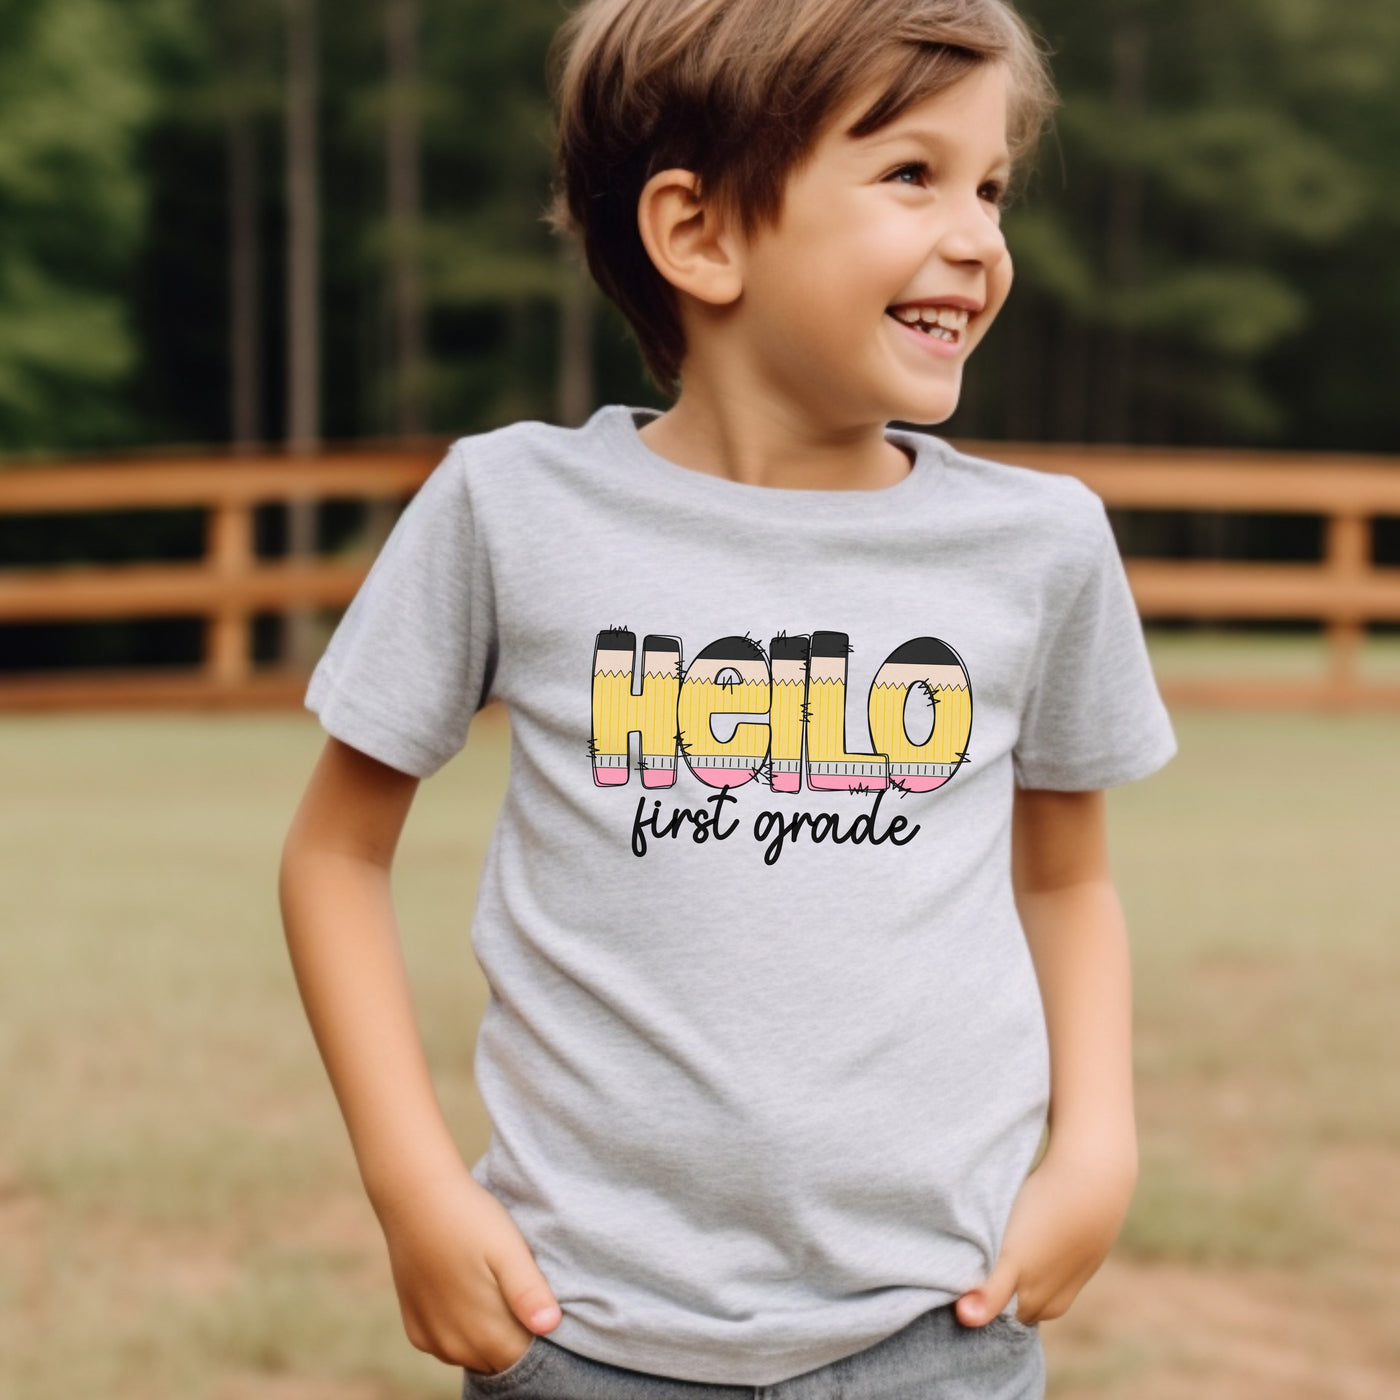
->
[985, 1312, 1039, 1342]
[462, 1336, 548, 1394]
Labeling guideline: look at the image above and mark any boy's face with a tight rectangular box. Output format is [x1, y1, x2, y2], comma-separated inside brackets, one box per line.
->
[728, 62, 1014, 430]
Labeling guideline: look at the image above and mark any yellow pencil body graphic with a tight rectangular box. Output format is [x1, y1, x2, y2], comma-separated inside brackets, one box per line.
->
[768, 635, 810, 793]
[866, 638, 973, 791]
[677, 637, 771, 789]
[805, 631, 889, 791]
[591, 631, 682, 787]
[591, 630, 973, 795]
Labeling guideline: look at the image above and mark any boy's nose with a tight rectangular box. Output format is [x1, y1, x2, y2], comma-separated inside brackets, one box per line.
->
[934, 197, 1008, 268]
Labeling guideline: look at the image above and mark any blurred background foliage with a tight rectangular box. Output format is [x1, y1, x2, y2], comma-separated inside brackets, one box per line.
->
[0, 0, 1396, 457]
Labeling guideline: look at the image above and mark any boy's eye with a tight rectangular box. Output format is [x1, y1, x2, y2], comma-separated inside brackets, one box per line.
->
[884, 165, 1008, 207]
[886, 162, 930, 186]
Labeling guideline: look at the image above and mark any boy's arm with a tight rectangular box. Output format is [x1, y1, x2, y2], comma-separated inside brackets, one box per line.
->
[278, 737, 561, 1373]
[956, 787, 1138, 1327]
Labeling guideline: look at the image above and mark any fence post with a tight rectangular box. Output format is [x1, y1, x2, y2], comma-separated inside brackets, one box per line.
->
[207, 499, 254, 688]
[1326, 512, 1370, 699]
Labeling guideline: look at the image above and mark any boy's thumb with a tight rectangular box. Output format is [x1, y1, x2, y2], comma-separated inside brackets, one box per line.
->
[955, 1258, 1019, 1328]
[495, 1254, 562, 1334]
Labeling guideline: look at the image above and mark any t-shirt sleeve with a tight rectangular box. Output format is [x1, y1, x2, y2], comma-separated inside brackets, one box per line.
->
[304, 442, 497, 778]
[1012, 493, 1177, 790]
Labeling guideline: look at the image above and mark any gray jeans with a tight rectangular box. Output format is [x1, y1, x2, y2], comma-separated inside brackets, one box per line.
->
[462, 1304, 1044, 1400]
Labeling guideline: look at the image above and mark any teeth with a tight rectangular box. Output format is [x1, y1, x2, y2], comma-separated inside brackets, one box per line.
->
[890, 304, 971, 336]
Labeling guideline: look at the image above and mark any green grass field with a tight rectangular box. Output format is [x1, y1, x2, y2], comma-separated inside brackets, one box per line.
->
[2, 694, 1397, 1398]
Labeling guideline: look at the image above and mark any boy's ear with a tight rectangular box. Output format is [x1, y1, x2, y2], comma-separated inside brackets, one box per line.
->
[637, 169, 744, 306]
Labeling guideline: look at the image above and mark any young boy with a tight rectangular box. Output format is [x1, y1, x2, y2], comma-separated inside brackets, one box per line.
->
[279, 0, 1176, 1395]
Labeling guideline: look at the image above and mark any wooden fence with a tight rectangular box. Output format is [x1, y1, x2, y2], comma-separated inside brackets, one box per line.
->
[1, 440, 1399, 710]
[997, 441, 1400, 708]
[0, 446, 442, 710]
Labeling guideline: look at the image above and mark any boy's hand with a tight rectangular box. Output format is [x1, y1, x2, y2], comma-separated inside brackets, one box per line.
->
[954, 1148, 1136, 1328]
[377, 1166, 562, 1375]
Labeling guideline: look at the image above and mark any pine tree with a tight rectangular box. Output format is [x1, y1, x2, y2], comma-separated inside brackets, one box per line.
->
[0, 0, 158, 452]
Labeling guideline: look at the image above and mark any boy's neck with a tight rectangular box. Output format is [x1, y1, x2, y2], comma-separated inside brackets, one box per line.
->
[637, 383, 914, 492]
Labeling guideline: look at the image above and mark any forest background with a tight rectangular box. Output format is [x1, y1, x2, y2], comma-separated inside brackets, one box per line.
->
[4, 7, 1400, 1396]
[1, 0, 1398, 671]
[3, 0, 1398, 457]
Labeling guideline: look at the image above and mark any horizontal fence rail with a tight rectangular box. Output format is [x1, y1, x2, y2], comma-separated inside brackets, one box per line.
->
[980, 443, 1400, 708]
[0, 446, 444, 710]
[1, 439, 1398, 710]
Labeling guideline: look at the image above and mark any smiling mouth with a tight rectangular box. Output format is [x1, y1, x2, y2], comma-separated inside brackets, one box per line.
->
[886, 305, 971, 345]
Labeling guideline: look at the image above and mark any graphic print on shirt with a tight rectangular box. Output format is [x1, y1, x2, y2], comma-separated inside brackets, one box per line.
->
[678, 636, 771, 789]
[591, 631, 682, 788]
[590, 629, 972, 795]
[806, 631, 890, 791]
[866, 636, 974, 792]
[768, 635, 809, 794]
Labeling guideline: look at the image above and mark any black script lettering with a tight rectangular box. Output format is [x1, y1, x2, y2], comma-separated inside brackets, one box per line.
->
[753, 809, 786, 866]
[631, 789, 741, 858]
[845, 803, 876, 844]
[752, 788, 922, 866]
[632, 796, 658, 858]
[704, 787, 742, 842]
[862, 795, 918, 845]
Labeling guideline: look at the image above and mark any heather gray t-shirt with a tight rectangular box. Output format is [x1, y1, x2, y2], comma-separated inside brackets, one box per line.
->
[306, 405, 1176, 1385]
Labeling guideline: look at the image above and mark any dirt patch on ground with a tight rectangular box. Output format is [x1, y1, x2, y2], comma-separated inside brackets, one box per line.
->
[213, 1376, 394, 1400]
[1045, 1250, 1400, 1399]
[0, 1181, 47, 1315]
[1320, 1144, 1400, 1260]
[8, 1172, 1400, 1399]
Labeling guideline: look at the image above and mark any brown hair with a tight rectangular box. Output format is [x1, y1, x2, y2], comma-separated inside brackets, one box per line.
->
[549, 0, 1058, 391]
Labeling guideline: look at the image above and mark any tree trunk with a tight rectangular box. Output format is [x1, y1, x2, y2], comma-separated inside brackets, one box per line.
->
[227, 108, 261, 451]
[285, 0, 320, 666]
[1051, 307, 1090, 443]
[1004, 292, 1031, 440]
[360, 0, 427, 553]
[386, 0, 426, 439]
[1102, 13, 1148, 443]
[557, 245, 594, 427]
